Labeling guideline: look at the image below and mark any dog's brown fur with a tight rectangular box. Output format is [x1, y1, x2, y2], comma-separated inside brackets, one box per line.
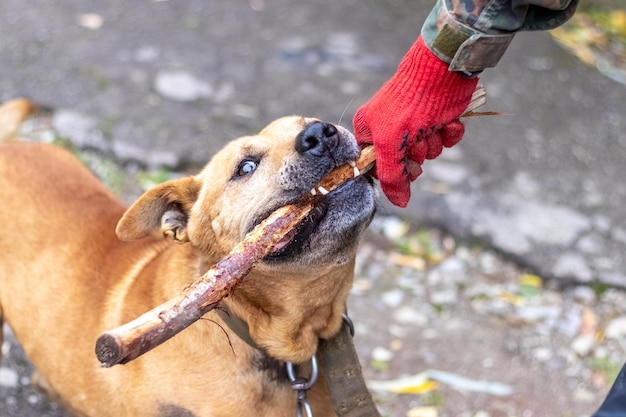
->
[0, 98, 37, 141]
[0, 107, 375, 417]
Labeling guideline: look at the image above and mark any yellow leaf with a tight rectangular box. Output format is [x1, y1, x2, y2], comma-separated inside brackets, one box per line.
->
[389, 252, 426, 271]
[596, 329, 605, 343]
[368, 373, 438, 395]
[520, 274, 542, 288]
[610, 10, 626, 36]
[499, 291, 524, 306]
[396, 380, 440, 394]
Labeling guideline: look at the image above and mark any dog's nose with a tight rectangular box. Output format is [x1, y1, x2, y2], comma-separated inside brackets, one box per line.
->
[295, 122, 339, 157]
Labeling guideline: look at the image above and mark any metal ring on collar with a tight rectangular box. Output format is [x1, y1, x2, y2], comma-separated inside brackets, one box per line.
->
[286, 355, 318, 391]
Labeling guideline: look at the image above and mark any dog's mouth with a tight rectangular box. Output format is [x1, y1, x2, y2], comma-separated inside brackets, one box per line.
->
[244, 119, 377, 265]
[265, 198, 329, 260]
[259, 173, 374, 262]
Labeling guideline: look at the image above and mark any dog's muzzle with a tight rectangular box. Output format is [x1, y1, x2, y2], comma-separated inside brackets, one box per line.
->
[262, 121, 375, 264]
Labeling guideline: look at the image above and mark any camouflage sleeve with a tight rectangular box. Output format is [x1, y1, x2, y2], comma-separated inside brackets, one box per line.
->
[422, 0, 579, 74]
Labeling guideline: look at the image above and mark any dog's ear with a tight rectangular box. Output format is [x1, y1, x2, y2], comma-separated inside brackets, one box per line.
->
[116, 176, 201, 242]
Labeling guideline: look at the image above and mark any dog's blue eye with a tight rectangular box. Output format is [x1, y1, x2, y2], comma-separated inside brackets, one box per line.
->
[236, 160, 258, 177]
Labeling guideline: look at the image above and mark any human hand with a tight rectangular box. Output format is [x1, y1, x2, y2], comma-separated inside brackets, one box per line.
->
[353, 35, 479, 207]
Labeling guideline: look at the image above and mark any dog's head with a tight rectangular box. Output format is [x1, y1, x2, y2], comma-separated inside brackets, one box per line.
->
[116, 117, 376, 361]
[117, 116, 376, 270]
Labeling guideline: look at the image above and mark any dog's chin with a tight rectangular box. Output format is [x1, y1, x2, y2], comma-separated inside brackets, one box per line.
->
[262, 175, 375, 265]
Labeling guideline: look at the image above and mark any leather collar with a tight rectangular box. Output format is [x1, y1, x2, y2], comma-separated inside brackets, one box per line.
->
[215, 303, 381, 416]
[215, 303, 263, 352]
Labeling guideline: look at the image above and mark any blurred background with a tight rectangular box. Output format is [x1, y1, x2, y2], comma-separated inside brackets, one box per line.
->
[1, 0, 626, 416]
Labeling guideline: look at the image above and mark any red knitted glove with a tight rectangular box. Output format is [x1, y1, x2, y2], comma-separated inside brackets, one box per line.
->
[353, 35, 479, 207]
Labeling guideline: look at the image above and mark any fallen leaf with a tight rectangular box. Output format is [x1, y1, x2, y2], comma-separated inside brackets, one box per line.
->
[609, 10, 626, 36]
[368, 372, 439, 394]
[369, 369, 513, 396]
[499, 291, 525, 306]
[397, 381, 439, 395]
[389, 252, 426, 271]
[579, 306, 598, 335]
[518, 273, 543, 298]
[520, 273, 542, 288]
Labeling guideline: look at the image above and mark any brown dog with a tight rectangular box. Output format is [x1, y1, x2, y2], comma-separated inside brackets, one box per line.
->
[0, 108, 376, 416]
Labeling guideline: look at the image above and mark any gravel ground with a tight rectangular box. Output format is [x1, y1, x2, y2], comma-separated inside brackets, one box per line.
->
[2, 1, 625, 415]
[351, 219, 619, 417]
[0, 133, 623, 416]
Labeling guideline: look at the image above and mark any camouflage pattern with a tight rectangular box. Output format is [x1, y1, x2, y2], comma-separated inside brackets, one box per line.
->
[422, 0, 579, 71]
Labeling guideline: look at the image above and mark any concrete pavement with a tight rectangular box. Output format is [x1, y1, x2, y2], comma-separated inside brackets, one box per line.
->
[3, 1, 624, 287]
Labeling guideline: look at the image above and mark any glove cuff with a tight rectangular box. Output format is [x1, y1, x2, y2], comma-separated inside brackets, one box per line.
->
[389, 36, 479, 125]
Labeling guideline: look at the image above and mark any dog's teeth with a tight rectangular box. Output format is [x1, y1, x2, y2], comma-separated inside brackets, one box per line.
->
[310, 188, 317, 196]
[353, 166, 361, 177]
[348, 160, 356, 167]
[318, 186, 329, 195]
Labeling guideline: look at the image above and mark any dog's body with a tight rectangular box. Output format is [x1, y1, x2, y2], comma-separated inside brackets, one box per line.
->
[0, 115, 375, 417]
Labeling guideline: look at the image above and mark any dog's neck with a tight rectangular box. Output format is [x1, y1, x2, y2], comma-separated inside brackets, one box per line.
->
[218, 260, 355, 364]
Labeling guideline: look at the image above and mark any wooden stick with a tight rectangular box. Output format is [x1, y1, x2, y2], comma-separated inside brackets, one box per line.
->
[95, 147, 376, 367]
[96, 85, 489, 367]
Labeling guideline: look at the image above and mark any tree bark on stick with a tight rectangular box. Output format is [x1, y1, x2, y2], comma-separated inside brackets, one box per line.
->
[95, 147, 376, 367]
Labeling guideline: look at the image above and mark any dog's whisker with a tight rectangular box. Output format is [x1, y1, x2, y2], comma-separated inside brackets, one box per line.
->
[200, 317, 237, 357]
[223, 129, 239, 140]
[337, 97, 355, 127]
